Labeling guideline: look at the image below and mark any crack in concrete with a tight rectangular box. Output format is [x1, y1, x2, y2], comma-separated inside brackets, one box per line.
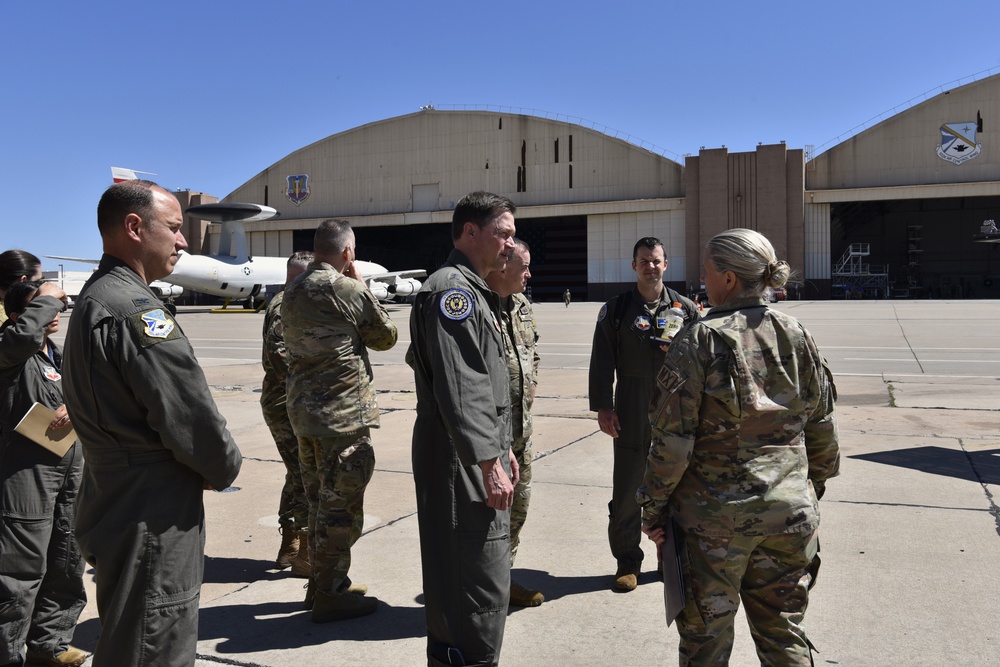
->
[891, 303, 925, 374]
[832, 499, 992, 512]
[367, 510, 418, 534]
[958, 437, 1000, 536]
[195, 653, 269, 667]
[534, 429, 602, 462]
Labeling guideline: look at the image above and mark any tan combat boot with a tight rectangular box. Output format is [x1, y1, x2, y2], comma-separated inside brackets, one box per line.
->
[613, 566, 639, 592]
[304, 579, 370, 610]
[275, 526, 299, 570]
[288, 530, 310, 578]
[311, 589, 378, 623]
[25, 646, 88, 666]
[509, 580, 544, 607]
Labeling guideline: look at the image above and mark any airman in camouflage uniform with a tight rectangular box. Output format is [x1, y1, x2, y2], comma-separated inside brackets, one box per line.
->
[261, 251, 313, 570]
[486, 239, 542, 607]
[282, 219, 397, 622]
[637, 228, 840, 666]
[505, 291, 538, 565]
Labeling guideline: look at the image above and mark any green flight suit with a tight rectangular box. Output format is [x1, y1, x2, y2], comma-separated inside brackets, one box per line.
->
[0, 295, 85, 665]
[408, 249, 513, 667]
[588, 285, 697, 572]
[63, 255, 242, 667]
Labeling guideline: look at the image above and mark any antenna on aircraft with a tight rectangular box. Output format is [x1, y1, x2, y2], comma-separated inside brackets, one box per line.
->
[184, 203, 280, 259]
[185, 202, 280, 223]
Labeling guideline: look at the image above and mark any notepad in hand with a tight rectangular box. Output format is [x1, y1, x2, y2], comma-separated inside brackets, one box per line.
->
[13, 402, 77, 457]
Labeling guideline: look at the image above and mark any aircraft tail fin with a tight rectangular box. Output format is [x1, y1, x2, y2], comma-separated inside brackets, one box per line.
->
[111, 167, 157, 183]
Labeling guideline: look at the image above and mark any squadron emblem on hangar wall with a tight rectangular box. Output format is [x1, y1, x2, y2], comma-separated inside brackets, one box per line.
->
[286, 174, 311, 205]
[936, 116, 983, 165]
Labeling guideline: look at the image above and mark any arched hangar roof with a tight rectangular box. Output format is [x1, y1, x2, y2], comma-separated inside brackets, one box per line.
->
[224, 109, 683, 218]
[807, 72, 1000, 190]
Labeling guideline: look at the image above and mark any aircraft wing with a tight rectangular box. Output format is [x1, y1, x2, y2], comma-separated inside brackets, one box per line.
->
[45, 255, 100, 265]
[45, 255, 182, 299]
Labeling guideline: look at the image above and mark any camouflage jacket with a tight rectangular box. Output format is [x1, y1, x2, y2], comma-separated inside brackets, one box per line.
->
[637, 296, 840, 537]
[260, 289, 288, 411]
[282, 261, 398, 437]
[499, 292, 539, 440]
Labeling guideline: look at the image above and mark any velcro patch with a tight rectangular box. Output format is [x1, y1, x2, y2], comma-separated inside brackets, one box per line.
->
[440, 289, 474, 321]
[129, 308, 182, 347]
[597, 304, 608, 322]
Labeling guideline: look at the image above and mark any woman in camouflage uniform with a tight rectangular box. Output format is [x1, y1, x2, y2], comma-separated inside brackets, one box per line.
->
[637, 228, 840, 666]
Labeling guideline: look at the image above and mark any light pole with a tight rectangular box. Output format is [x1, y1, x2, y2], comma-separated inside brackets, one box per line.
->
[58, 264, 64, 290]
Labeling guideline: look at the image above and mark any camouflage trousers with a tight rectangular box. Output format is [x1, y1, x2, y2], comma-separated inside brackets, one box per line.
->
[509, 435, 532, 565]
[298, 429, 375, 594]
[262, 403, 308, 532]
[675, 528, 820, 667]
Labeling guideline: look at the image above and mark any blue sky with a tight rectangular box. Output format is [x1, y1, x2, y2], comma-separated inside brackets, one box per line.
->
[3, 1, 999, 266]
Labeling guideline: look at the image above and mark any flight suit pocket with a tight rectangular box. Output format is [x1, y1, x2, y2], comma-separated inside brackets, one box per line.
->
[648, 363, 687, 431]
[456, 531, 509, 662]
[140, 530, 201, 666]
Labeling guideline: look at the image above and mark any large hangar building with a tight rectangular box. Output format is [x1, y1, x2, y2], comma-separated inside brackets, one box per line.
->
[201, 72, 1000, 301]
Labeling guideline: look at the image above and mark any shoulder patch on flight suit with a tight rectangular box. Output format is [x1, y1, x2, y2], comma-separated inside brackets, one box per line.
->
[597, 304, 608, 322]
[129, 309, 183, 347]
[634, 315, 651, 331]
[440, 289, 474, 321]
[42, 365, 61, 381]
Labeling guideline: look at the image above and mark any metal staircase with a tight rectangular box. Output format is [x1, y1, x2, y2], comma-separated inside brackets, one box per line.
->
[831, 243, 890, 299]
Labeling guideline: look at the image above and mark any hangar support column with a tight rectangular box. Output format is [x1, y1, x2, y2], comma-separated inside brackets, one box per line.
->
[684, 144, 805, 293]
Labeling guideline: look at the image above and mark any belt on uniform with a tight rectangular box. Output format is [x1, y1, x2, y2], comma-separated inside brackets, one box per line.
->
[83, 447, 176, 469]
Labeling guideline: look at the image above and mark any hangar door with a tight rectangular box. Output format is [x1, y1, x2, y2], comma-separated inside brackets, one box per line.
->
[831, 195, 1000, 299]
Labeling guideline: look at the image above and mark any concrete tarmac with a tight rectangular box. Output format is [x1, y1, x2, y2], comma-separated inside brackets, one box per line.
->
[55, 299, 1000, 666]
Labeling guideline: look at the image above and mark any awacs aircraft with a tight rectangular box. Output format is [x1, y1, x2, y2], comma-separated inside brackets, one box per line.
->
[53, 202, 425, 311]
[175, 202, 426, 309]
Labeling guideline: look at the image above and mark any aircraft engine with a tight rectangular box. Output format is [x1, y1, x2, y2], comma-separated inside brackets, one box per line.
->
[150, 283, 184, 299]
[369, 281, 390, 301]
[389, 278, 421, 297]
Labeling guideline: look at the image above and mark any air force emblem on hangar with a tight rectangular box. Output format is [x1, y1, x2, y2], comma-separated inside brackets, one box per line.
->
[936, 122, 982, 165]
[286, 174, 310, 205]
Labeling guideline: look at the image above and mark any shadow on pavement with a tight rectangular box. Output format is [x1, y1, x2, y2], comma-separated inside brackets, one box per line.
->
[850, 445, 1000, 485]
[70, 617, 100, 653]
[200, 600, 425, 654]
[506, 567, 659, 609]
[204, 556, 288, 585]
